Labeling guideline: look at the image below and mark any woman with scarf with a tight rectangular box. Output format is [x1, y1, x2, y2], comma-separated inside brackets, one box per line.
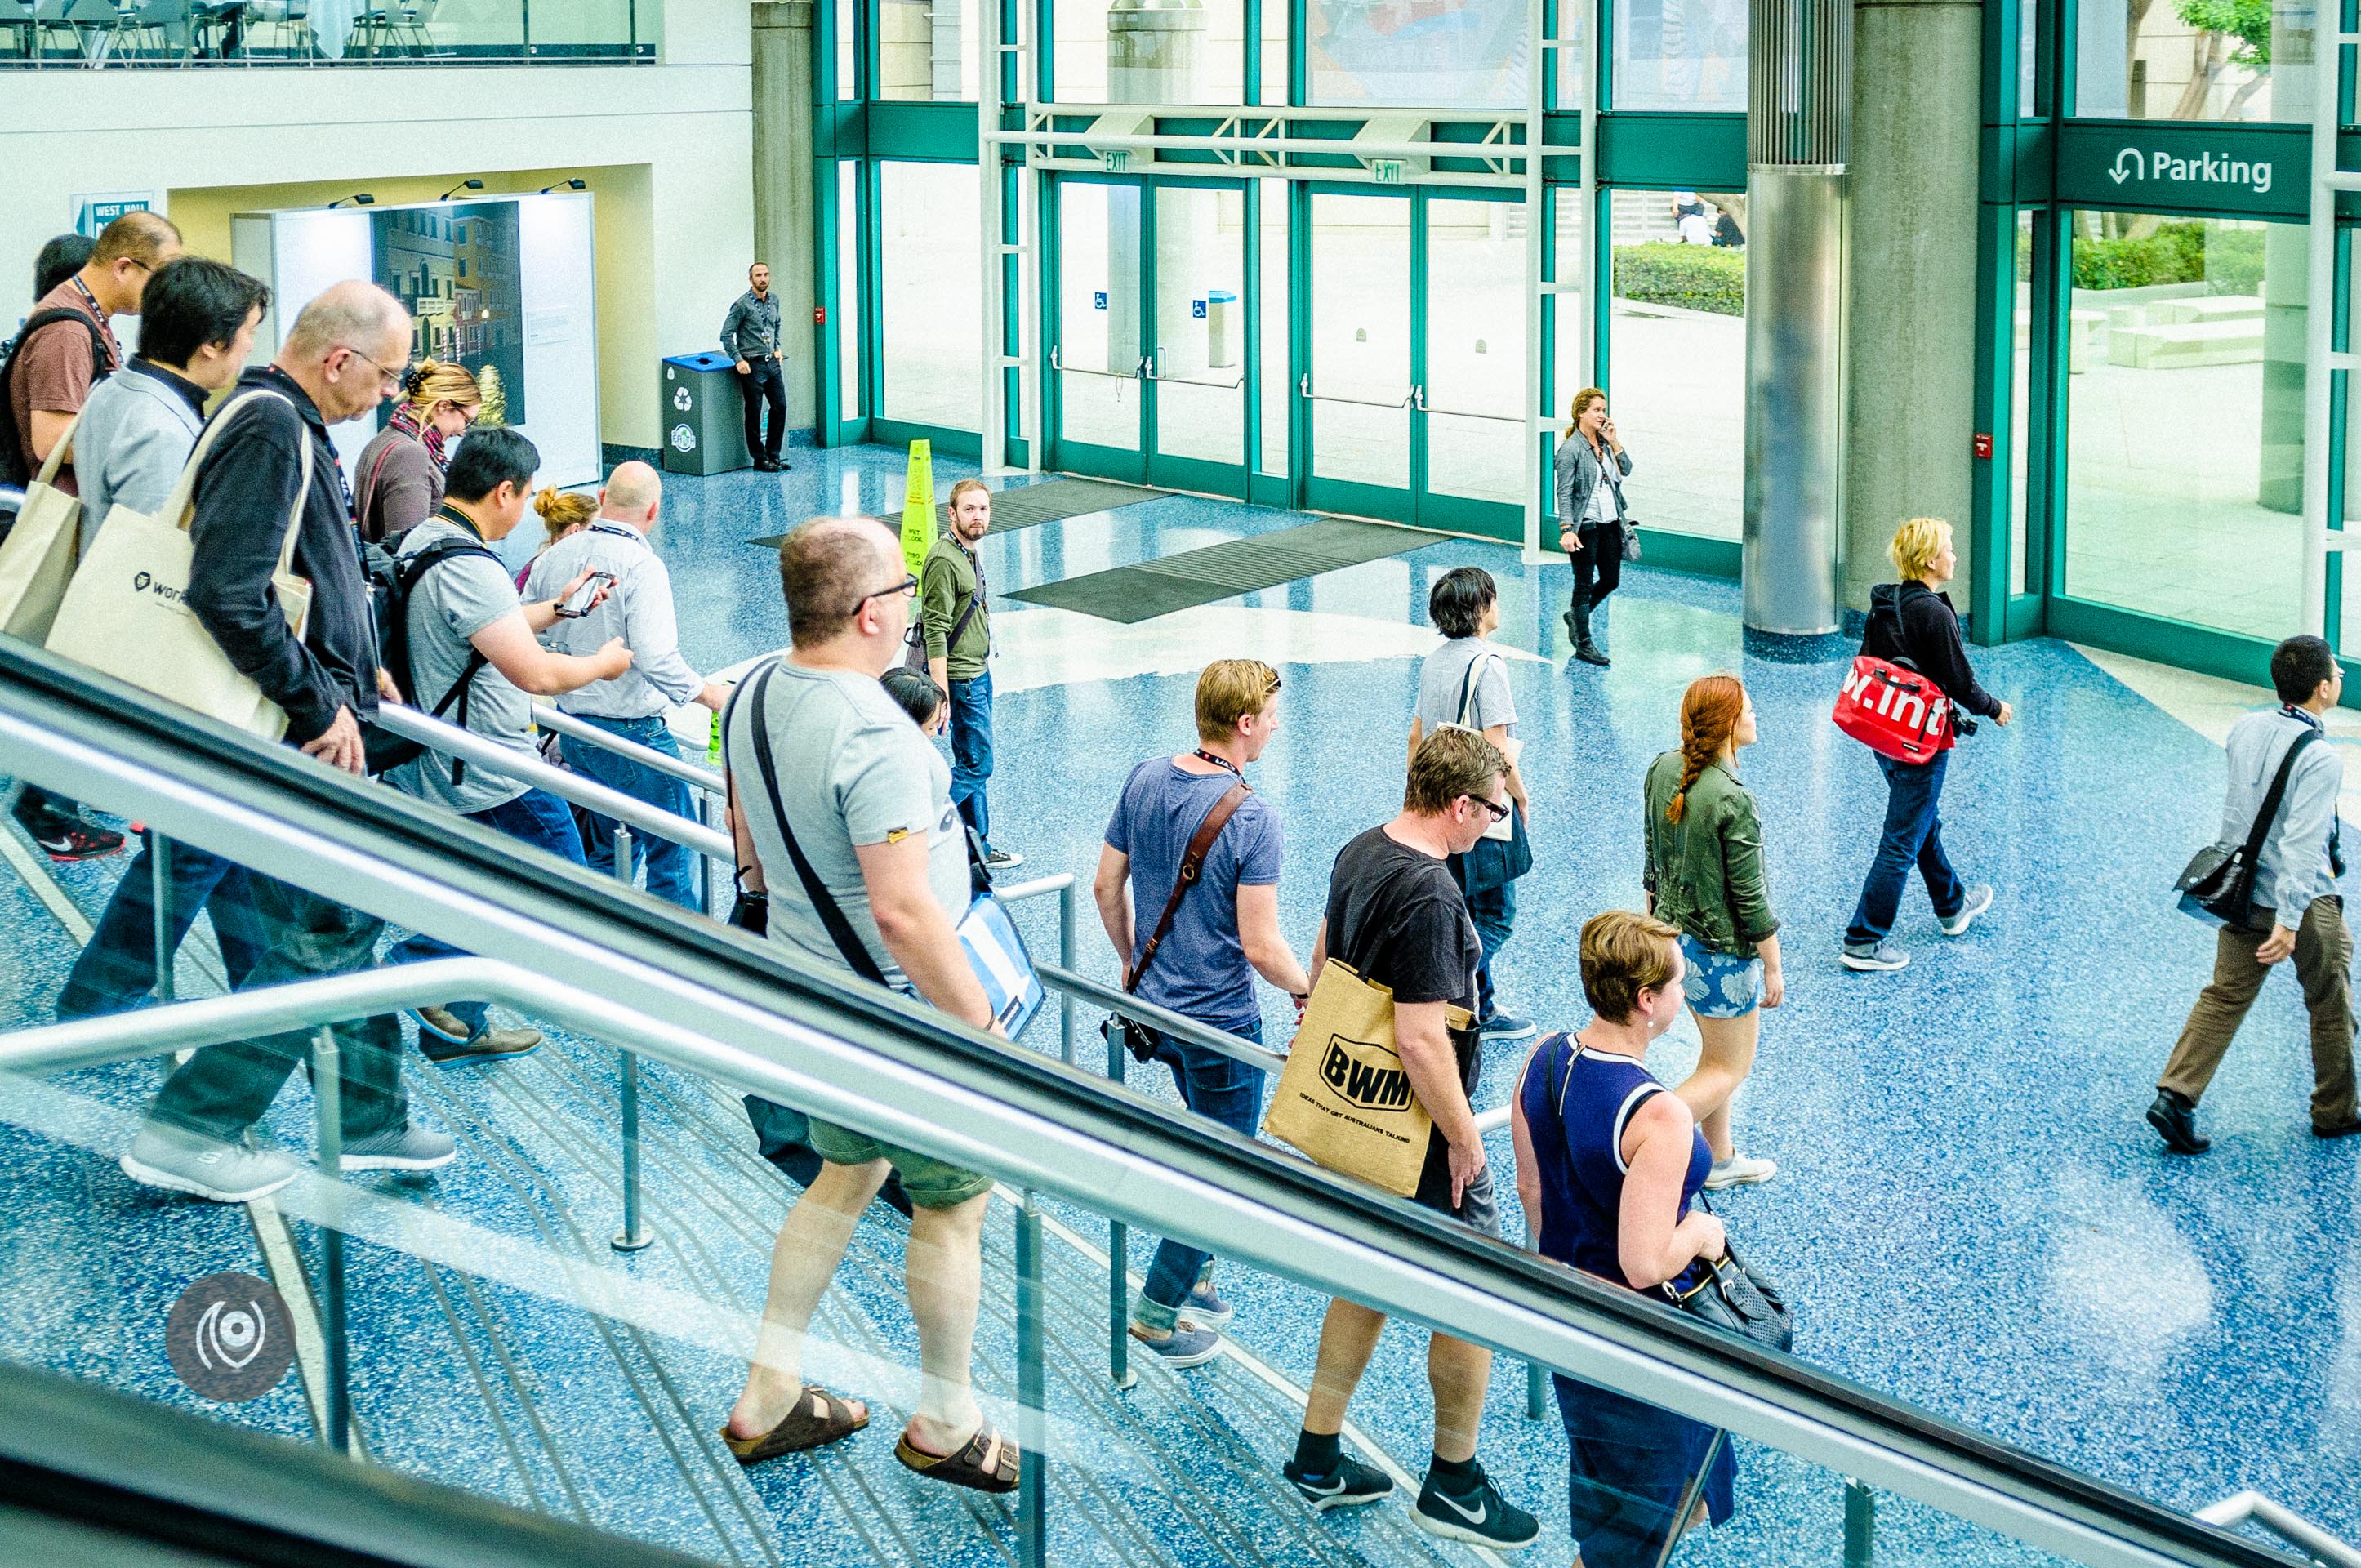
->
[354, 359, 482, 545]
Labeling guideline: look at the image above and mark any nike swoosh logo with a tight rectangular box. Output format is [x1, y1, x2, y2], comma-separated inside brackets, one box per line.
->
[1301, 1477, 1345, 1496]
[1432, 1489, 1490, 1524]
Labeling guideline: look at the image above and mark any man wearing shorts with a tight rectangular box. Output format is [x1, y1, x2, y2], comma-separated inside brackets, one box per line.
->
[1282, 727, 1539, 1551]
[719, 516, 1017, 1496]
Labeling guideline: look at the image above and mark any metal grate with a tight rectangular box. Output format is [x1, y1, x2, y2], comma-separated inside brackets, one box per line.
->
[1748, 0, 1851, 167]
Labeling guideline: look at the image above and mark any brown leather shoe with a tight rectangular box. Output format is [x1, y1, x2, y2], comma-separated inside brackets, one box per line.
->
[2310, 1116, 2361, 1140]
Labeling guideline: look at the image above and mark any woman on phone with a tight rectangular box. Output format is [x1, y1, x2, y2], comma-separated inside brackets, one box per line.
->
[1554, 387, 1633, 667]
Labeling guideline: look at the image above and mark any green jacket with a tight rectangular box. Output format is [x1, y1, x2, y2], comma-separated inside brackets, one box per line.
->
[1642, 751, 1779, 956]
[920, 534, 990, 681]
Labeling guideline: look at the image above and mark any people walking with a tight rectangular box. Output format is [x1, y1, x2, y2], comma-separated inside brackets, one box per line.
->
[2150, 635, 2361, 1153]
[1511, 910, 1738, 1568]
[353, 358, 481, 545]
[1282, 726, 1539, 1552]
[524, 460, 732, 911]
[1643, 674, 1782, 1188]
[922, 478, 1018, 870]
[721, 262, 789, 473]
[1093, 657, 1311, 1367]
[1840, 517, 2011, 973]
[1555, 387, 1632, 667]
[1409, 566, 1535, 1041]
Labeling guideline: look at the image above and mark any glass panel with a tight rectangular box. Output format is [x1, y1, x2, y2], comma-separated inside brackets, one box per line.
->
[2011, 211, 2034, 597]
[2020, 0, 2039, 115]
[1056, 180, 1144, 452]
[839, 0, 858, 96]
[2073, 0, 2307, 120]
[1308, 192, 1410, 491]
[1054, 0, 1245, 105]
[1610, 0, 1747, 110]
[2339, 227, 2361, 652]
[1606, 188, 1746, 538]
[1258, 177, 1290, 477]
[880, 0, 982, 100]
[2064, 211, 2301, 638]
[1424, 198, 1526, 506]
[1152, 184, 1247, 470]
[1307, 0, 1529, 106]
[1258, 0, 1289, 104]
[1559, 0, 1591, 109]
[1551, 182, 1593, 439]
[840, 162, 862, 421]
[879, 161, 983, 432]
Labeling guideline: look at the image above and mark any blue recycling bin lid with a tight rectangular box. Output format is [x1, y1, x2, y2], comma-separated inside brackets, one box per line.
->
[664, 351, 736, 371]
[1208, 289, 1237, 302]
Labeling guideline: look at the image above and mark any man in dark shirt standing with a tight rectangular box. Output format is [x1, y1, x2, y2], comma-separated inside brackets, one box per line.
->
[1281, 726, 1539, 1552]
[721, 262, 789, 473]
[118, 280, 460, 1205]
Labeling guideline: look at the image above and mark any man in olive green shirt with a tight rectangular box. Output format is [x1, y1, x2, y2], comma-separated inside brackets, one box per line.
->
[923, 479, 1019, 870]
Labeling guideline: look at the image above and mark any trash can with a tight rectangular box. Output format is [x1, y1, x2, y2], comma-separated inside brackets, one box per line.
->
[1206, 289, 1238, 369]
[660, 351, 749, 477]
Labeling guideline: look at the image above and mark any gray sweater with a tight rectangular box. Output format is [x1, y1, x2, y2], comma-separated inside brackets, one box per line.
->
[2220, 707, 2345, 924]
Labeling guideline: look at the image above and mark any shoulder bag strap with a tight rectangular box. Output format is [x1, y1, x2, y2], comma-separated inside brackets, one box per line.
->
[1126, 779, 1250, 995]
[29, 402, 88, 492]
[273, 407, 314, 580]
[2239, 726, 2320, 876]
[745, 659, 893, 987]
[162, 389, 277, 537]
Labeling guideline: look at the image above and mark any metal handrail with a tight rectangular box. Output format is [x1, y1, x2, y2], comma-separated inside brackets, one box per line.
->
[1049, 346, 1146, 380]
[528, 704, 724, 798]
[1147, 368, 1247, 391]
[1036, 961, 1285, 1074]
[2198, 1493, 2361, 1568]
[1299, 372, 1414, 411]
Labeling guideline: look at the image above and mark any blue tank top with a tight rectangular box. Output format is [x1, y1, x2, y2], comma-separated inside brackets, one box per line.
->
[1517, 1031, 1711, 1291]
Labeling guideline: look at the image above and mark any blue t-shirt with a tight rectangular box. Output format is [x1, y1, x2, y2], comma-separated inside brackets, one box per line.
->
[1104, 758, 1284, 1033]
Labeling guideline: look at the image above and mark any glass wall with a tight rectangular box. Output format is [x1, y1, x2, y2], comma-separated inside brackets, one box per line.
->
[840, 164, 862, 421]
[1306, 0, 1530, 106]
[1258, 180, 1290, 478]
[1605, 188, 1746, 538]
[1052, 0, 1246, 103]
[880, 162, 984, 431]
[2011, 212, 2033, 597]
[880, 0, 982, 100]
[2073, 0, 2309, 120]
[1425, 198, 1526, 506]
[2062, 211, 2303, 639]
[1611, 0, 1747, 110]
[1308, 193, 1411, 492]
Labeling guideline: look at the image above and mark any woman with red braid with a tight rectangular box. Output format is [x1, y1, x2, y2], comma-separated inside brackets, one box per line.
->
[1640, 675, 1784, 1190]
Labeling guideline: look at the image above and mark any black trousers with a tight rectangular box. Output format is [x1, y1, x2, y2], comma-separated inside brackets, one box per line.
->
[1568, 527, 1622, 613]
[737, 355, 786, 461]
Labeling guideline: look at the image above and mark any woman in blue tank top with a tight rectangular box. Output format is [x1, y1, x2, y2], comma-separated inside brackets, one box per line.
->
[1512, 911, 1737, 1568]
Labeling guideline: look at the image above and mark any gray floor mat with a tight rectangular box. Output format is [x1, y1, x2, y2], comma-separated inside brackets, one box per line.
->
[1004, 516, 1443, 623]
[751, 477, 1170, 548]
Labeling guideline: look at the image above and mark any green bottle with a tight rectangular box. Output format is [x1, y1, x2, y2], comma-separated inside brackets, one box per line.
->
[708, 706, 722, 764]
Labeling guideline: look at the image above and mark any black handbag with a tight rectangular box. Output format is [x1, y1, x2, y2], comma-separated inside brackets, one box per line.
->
[1656, 1194, 1792, 1352]
[2176, 728, 2317, 929]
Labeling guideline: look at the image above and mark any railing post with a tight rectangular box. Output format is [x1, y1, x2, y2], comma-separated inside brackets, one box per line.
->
[1524, 1221, 1546, 1419]
[310, 1027, 351, 1456]
[611, 827, 653, 1253]
[1843, 1480, 1876, 1568]
[1106, 1022, 1132, 1388]
[701, 795, 723, 919]
[148, 831, 173, 1004]
[1058, 881, 1076, 1067]
[1015, 1189, 1048, 1568]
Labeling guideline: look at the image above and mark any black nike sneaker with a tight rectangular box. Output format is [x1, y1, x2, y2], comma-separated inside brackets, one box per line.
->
[26, 815, 124, 862]
[1413, 1460, 1541, 1548]
[1282, 1452, 1395, 1512]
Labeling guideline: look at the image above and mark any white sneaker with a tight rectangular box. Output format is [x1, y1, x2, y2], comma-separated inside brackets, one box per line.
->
[1939, 884, 1995, 938]
[339, 1125, 457, 1174]
[120, 1122, 296, 1203]
[1704, 1154, 1778, 1190]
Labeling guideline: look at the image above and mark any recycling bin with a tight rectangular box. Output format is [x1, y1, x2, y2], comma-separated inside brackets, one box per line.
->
[1206, 289, 1238, 369]
[660, 351, 750, 476]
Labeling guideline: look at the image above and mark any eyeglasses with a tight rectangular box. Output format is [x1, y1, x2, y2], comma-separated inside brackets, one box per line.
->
[336, 345, 409, 393]
[849, 574, 920, 617]
[1464, 793, 1511, 823]
[1263, 671, 1284, 697]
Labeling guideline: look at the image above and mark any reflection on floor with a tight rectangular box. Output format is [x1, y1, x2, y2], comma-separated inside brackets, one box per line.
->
[2, 442, 2355, 1566]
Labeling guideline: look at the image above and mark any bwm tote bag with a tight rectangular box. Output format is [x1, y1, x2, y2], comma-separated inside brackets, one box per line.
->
[1263, 958, 1472, 1198]
[0, 405, 88, 643]
[46, 390, 314, 741]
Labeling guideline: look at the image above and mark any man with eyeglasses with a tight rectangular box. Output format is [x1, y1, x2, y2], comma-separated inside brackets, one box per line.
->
[2, 208, 182, 862]
[1280, 724, 1539, 1552]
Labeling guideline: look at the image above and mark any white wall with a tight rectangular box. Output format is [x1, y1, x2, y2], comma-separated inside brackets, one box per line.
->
[0, 50, 754, 452]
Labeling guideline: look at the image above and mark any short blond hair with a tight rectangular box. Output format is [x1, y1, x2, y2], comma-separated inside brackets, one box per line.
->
[1579, 910, 1682, 1023]
[1889, 516, 1953, 581]
[1195, 659, 1280, 742]
[1405, 726, 1505, 815]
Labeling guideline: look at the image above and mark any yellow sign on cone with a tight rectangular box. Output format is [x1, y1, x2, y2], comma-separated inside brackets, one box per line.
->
[899, 439, 935, 578]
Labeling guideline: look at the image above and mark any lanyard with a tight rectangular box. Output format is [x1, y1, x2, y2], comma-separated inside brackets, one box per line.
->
[435, 503, 488, 543]
[1191, 749, 1241, 777]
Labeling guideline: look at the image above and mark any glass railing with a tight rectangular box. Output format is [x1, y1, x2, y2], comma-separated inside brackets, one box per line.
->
[0, 0, 659, 69]
[0, 633, 2344, 1568]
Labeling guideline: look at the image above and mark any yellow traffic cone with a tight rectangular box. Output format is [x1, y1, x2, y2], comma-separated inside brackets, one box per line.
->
[899, 439, 935, 578]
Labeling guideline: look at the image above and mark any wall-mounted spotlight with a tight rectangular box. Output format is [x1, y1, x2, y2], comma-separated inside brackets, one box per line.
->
[327, 194, 376, 208]
[537, 179, 588, 194]
[438, 179, 484, 200]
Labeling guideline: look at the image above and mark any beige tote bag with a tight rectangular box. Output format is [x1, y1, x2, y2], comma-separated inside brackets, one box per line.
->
[1262, 958, 1472, 1198]
[46, 390, 314, 741]
[0, 405, 89, 643]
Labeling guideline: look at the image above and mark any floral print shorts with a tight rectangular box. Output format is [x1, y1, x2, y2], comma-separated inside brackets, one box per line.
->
[1679, 933, 1762, 1018]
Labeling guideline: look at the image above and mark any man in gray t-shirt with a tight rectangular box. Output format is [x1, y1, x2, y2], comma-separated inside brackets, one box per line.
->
[382, 429, 630, 1061]
[721, 517, 1020, 1498]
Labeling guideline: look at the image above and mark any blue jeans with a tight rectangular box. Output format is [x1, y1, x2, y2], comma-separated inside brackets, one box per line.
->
[947, 670, 995, 848]
[56, 835, 266, 1019]
[1135, 1019, 1267, 1332]
[1846, 750, 1965, 946]
[387, 787, 586, 1036]
[564, 714, 703, 912]
[1462, 875, 1515, 1019]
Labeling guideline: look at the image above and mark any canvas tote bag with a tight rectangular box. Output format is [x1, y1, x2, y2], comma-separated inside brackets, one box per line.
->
[46, 390, 314, 741]
[1263, 958, 1473, 1197]
[0, 405, 89, 643]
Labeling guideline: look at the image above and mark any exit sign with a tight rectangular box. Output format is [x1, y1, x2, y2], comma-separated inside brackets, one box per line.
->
[1370, 159, 1405, 185]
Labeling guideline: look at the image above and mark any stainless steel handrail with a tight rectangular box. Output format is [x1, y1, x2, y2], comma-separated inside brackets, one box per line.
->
[1036, 960, 1285, 1074]
[1050, 347, 1147, 380]
[1299, 372, 1414, 412]
[2198, 1492, 2361, 1568]
[528, 704, 724, 797]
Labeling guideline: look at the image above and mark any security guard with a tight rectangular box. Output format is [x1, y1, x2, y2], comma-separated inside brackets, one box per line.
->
[720, 262, 788, 473]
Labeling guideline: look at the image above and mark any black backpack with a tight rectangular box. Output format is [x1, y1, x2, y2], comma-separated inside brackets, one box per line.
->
[0, 308, 115, 489]
[362, 535, 501, 777]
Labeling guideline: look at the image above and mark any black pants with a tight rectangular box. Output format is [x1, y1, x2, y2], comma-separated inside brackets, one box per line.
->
[737, 356, 786, 461]
[1567, 527, 1622, 624]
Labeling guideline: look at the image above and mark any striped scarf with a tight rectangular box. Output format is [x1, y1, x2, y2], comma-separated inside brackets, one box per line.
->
[388, 402, 448, 471]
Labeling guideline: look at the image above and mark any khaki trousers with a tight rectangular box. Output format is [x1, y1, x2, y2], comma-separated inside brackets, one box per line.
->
[2160, 897, 2359, 1129]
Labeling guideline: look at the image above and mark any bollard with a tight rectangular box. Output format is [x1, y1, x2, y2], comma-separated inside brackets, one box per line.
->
[611, 827, 653, 1253]
[310, 1027, 351, 1456]
[149, 831, 173, 1004]
[1842, 1479, 1875, 1568]
[1015, 1191, 1048, 1567]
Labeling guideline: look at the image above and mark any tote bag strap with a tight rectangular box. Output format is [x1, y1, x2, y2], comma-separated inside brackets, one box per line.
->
[158, 389, 289, 537]
[272, 414, 316, 580]
[29, 402, 88, 491]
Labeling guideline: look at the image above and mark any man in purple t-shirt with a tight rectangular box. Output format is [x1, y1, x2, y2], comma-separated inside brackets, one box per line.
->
[1092, 658, 1312, 1368]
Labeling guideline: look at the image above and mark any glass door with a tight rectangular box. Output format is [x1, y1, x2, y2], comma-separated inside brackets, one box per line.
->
[1304, 189, 1414, 519]
[1420, 193, 1526, 536]
[1145, 180, 1249, 497]
[1050, 177, 1147, 481]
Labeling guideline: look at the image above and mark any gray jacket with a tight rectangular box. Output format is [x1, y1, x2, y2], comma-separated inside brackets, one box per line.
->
[2220, 707, 2345, 924]
[1554, 434, 1633, 538]
[73, 361, 203, 537]
[720, 289, 782, 361]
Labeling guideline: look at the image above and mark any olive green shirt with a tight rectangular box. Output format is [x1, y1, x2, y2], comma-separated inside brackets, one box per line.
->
[1642, 752, 1779, 956]
[920, 533, 990, 681]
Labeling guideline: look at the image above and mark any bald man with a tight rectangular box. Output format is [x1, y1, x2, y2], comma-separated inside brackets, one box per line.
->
[525, 460, 733, 910]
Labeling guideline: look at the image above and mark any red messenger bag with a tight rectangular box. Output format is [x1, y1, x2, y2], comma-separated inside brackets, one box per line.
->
[1833, 654, 1955, 761]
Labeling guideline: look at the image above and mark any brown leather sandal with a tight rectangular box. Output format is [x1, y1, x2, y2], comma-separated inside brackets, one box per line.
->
[894, 1423, 1021, 1494]
[718, 1385, 870, 1465]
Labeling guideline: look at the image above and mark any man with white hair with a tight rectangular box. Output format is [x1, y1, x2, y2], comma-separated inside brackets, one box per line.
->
[120, 280, 460, 1204]
[525, 459, 732, 911]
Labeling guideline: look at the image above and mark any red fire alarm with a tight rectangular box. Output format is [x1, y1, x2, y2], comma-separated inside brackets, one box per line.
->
[813, 305, 827, 325]
[1971, 432, 1993, 460]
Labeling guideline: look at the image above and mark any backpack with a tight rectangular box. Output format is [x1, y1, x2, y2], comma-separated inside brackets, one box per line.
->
[361, 534, 501, 777]
[0, 308, 116, 490]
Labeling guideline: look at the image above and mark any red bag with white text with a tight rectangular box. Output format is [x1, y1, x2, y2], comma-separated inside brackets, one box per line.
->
[1833, 655, 1955, 761]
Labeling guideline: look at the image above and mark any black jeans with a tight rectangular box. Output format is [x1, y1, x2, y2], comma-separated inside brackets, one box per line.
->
[737, 356, 786, 461]
[1568, 527, 1622, 616]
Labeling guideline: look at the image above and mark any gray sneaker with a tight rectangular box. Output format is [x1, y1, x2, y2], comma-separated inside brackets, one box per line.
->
[1128, 1319, 1224, 1368]
[1939, 884, 1995, 938]
[120, 1122, 296, 1203]
[1840, 941, 1910, 973]
[339, 1125, 457, 1174]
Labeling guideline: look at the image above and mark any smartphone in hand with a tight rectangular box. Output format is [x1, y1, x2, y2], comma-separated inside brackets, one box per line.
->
[558, 571, 617, 619]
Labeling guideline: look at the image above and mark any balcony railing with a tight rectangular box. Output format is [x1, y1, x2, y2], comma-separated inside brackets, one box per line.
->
[0, 0, 658, 68]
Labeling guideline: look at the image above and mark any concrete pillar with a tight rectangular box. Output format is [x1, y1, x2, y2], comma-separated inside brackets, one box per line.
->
[1107, 0, 1209, 381]
[1842, 0, 1980, 615]
[752, 1, 818, 434]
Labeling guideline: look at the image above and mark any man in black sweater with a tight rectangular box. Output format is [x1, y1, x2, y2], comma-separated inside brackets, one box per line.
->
[119, 281, 460, 1204]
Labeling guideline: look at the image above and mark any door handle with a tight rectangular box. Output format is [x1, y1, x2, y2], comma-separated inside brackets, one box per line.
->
[1413, 385, 1428, 412]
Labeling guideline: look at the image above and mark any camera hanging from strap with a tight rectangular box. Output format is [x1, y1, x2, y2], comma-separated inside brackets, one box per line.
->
[1103, 776, 1250, 1063]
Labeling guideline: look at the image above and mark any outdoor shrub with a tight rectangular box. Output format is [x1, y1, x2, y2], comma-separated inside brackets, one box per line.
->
[1614, 243, 1746, 316]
